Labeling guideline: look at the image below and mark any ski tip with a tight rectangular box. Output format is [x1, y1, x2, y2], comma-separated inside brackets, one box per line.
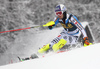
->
[17, 56, 22, 61]
[17, 56, 20, 59]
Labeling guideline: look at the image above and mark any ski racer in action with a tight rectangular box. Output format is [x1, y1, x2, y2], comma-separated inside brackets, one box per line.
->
[38, 4, 92, 54]
[18, 4, 92, 62]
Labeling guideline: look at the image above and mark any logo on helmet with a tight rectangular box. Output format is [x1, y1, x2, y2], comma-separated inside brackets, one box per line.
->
[55, 5, 61, 12]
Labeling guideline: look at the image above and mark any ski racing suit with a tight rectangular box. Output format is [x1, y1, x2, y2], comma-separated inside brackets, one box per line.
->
[38, 14, 88, 53]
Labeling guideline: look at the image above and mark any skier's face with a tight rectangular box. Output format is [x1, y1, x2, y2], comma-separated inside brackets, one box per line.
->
[57, 14, 63, 19]
[56, 11, 63, 19]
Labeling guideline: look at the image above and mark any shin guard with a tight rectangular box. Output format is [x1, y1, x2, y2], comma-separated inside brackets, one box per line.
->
[52, 39, 67, 52]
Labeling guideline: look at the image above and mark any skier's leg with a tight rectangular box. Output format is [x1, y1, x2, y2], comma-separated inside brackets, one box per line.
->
[50, 30, 68, 52]
[51, 34, 71, 52]
[38, 30, 64, 53]
[38, 30, 81, 53]
[51, 31, 81, 52]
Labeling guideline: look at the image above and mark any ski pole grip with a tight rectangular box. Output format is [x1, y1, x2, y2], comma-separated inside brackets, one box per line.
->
[43, 21, 55, 27]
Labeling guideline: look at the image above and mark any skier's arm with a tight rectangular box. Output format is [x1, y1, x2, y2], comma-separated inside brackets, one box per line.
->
[70, 15, 90, 45]
[48, 17, 59, 30]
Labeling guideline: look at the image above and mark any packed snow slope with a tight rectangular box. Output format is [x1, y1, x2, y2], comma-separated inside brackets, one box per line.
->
[0, 43, 100, 69]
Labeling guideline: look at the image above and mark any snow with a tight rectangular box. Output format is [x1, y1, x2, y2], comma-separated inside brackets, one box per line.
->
[0, 43, 100, 69]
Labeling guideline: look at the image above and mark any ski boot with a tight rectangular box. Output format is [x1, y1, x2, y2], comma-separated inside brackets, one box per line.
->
[84, 43, 92, 47]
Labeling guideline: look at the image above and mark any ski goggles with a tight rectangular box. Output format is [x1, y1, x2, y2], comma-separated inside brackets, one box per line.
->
[55, 11, 63, 16]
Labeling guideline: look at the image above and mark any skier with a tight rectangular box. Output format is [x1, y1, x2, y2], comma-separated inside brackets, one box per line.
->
[38, 4, 91, 53]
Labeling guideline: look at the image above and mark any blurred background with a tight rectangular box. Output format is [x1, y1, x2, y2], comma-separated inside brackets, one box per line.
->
[0, 0, 100, 66]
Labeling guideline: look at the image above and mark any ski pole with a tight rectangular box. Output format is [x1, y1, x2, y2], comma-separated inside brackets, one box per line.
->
[0, 26, 42, 33]
[30, 25, 43, 28]
[0, 21, 55, 33]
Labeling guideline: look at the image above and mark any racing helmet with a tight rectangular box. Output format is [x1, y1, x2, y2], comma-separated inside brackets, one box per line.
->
[55, 4, 67, 16]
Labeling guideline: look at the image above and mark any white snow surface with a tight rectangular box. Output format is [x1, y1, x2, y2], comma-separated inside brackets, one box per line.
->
[0, 43, 100, 69]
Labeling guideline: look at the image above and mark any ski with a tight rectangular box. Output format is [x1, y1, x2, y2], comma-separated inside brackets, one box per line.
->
[17, 56, 26, 62]
[17, 54, 39, 62]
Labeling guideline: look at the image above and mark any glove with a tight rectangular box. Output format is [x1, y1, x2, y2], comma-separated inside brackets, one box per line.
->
[43, 21, 55, 27]
[83, 37, 90, 45]
[48, 24, 55, 29]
